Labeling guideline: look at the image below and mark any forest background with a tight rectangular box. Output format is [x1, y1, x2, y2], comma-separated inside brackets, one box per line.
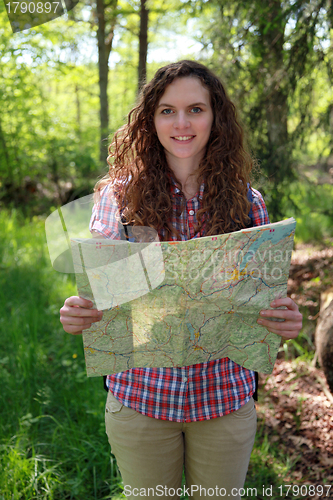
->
[1, 0, 333, 499]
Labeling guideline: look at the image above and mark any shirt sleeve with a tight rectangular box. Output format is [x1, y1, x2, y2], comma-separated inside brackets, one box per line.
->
[250, 188, 270, 226]
[89, 184, 122, 239]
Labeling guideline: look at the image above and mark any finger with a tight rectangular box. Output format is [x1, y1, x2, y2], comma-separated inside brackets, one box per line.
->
[63, 324, 93, 335]
[270, 297, 298, 310]
[257, 317, 302, 331]
[264, 328, 300, 339]
[256, 319, 300, 337]
[60, 315, 99, 327]
[64, 296, 94, 309]
[259, 309, 296, 320]
[60, 305, 103, 319]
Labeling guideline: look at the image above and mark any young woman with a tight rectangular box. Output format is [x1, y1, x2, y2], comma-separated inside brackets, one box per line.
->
[60, 60, 302, 500]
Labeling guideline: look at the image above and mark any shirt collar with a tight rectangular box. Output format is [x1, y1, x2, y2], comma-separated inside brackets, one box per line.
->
[167, 170, 204, 200]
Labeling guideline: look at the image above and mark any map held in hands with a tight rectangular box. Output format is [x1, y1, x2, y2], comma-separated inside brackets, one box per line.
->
[72, 218, 296, 376]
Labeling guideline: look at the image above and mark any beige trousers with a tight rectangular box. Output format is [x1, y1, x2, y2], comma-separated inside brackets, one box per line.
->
[105, 392, 257, 500]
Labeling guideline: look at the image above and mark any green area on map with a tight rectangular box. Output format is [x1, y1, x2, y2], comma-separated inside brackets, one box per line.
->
[73, 218, 296, 376]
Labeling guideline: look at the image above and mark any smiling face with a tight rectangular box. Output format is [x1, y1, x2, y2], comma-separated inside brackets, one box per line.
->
[154, 77, 214, 174]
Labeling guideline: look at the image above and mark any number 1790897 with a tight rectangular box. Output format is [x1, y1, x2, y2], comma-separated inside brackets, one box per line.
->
[5, 2, 60, 14]
[278, 484, 332, 497]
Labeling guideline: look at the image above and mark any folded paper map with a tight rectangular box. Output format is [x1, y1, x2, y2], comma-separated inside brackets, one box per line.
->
[72, 218, 296, 376]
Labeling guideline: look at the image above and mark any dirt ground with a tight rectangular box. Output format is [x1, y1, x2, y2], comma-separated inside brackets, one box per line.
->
[257, 243, 333, 498]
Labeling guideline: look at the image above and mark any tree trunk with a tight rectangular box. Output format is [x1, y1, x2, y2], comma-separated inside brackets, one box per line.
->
[138, 0, 148, 94]
[315, 289, 333, 394]
[0, 115, 11, 178]
[96, 0, 109, 166]
[96, 0, 118, 166]
[259, 0, 289, 185]
[75, 83, 81, 140]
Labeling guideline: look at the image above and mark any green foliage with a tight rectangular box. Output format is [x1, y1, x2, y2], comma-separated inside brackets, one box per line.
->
[244, 427, 303, 500]
[282, 180, 333, 242]
[181, 0, 333, 219]
[2, 0, 331, 225]
[0, 211, 122, 499]
[0, 8, 101, 207]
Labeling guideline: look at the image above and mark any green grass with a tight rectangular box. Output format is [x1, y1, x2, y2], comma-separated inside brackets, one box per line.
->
[243, 421, 303, 500]
[282, 180, 333, 244]
[0, 209, 310, 499]
[0, 211, 122, 499]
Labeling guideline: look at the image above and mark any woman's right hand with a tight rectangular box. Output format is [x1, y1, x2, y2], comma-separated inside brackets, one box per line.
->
[60, 296, 103, 335]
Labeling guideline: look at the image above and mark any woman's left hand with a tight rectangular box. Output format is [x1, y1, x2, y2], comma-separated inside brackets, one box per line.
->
[257, 297, 302, 339]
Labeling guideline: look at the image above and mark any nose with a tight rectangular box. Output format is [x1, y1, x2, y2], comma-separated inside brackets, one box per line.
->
[173, 111, 190, 129]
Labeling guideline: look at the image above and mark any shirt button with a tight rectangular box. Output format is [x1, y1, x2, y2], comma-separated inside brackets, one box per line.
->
[182, 377, 188, 383]
[188, 210, 194, 215]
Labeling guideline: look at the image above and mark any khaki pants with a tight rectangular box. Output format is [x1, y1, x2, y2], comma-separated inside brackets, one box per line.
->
[105, 392, 256, 500]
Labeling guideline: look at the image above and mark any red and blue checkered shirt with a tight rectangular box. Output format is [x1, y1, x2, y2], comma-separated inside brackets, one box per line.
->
[89, 175, 270, 422]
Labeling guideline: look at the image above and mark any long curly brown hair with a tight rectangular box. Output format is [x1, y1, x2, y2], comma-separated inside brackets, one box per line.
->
[94, 60, 254, 241]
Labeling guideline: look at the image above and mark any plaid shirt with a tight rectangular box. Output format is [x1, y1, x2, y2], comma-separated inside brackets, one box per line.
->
[89, 175, 270, 422]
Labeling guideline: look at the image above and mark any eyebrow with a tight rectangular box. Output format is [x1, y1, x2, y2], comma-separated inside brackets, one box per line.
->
[156, 102, 208, 108]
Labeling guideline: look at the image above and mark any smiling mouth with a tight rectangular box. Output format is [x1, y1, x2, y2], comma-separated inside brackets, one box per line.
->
[172, 136, 195, 142]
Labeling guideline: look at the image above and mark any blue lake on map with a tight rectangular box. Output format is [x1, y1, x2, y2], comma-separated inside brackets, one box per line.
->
[238, 225, 295, 272]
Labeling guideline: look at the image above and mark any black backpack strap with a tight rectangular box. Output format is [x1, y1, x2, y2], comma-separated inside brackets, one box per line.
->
[103, 375, 108, 392]
[253, 372, 259, 402]
[123, 222, 129, 239]
[246, 184, 254, 225]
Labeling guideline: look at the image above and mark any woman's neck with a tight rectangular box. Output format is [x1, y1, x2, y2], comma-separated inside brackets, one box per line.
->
[183, 185, 199, 200]
[166, 155, 200, 199]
